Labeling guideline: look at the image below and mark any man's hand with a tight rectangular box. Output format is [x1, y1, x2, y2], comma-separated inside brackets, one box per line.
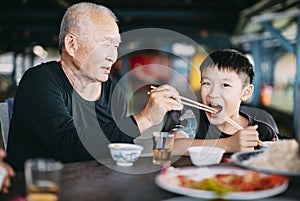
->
[0, 149, 15, 194]
[134, 84, 183, 133]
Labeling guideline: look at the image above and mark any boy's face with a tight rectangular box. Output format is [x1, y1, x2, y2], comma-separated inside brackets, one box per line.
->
[200, 66, 253, 126]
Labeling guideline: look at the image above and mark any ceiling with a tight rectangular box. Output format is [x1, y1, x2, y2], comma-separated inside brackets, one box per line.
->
[0, 0, 265, 54]
[235, 0, 300, 43]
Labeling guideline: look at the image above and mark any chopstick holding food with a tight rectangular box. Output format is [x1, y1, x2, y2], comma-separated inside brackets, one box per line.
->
[149, 85, 217, 114]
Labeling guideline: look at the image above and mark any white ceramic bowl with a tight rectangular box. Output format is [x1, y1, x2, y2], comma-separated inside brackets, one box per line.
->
[108, 143, 144, 166]
[187, 146, 225, 166]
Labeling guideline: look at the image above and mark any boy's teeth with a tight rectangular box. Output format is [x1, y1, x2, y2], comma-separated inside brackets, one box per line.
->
[209, 104, 222, 113]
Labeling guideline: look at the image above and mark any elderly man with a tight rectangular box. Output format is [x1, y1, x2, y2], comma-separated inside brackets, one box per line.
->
[6, 2, 182, 170]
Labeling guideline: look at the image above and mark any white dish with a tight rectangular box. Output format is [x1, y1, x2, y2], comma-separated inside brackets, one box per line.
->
[231, 150, 300, 177]
[187, 146, 225, 166]
[155, 166, 288, 200]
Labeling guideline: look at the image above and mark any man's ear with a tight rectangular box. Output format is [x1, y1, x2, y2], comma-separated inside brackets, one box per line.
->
[241, 84, 254, 101]
[64, 33, 77, 57]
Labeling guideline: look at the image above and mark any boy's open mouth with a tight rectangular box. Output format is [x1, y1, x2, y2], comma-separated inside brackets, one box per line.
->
[209, 103, 222, 114]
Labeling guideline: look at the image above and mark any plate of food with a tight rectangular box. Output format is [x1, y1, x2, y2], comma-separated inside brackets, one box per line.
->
[231, 140, 300, 177]
[155, 166, 288, 200]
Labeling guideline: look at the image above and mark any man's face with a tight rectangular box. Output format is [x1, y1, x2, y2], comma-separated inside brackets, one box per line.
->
[200, 66, 245, 126]
[74, 15, 121, 83]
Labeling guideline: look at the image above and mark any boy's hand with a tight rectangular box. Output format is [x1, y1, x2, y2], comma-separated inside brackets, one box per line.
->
[226, 125, 259, 152]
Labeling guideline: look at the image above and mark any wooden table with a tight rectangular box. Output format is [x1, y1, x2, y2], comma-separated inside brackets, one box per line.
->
[0, 156, 299, 201]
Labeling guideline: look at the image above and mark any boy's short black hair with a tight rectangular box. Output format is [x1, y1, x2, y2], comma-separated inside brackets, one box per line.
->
[200, 49, 254, 84]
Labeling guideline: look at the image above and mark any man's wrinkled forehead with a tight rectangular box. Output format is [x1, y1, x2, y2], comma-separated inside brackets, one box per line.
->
[92, 12, 120, 41]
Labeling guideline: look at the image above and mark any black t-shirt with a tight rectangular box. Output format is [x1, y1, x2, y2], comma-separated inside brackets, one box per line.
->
[6, 61, 141, 170]
[195, 110, 277, 141]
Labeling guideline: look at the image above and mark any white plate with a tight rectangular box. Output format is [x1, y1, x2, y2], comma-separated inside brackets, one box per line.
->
[231, 150, 300, 177]
[155, 166, 288, 200]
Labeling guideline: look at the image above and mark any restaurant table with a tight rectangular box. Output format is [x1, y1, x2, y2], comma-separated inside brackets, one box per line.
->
[0, 156, 299, 201]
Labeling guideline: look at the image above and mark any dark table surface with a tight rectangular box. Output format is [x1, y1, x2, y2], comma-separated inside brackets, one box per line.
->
[0, 156, 299, 201]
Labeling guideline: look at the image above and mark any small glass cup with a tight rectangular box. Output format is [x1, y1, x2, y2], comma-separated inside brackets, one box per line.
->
[152, 132, 175, 165]
[25, 158, 63, 201]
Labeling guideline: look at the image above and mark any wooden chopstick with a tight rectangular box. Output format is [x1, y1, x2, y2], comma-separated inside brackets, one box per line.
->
[181, 100, 217, 113]
[223, 116, 244, 130]
[179, 96, 217, 113]
[149, 86, 217, 114]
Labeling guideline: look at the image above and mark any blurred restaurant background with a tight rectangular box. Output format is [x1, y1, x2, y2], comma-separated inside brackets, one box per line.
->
[0, 0, 300, 140]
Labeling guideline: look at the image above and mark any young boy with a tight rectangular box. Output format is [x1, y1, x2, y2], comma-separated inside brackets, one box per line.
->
[174, 49, 278, 154]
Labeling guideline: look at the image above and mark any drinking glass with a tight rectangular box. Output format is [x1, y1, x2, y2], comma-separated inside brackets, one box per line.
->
[25, 158, 63, 201]
[152, 132, 174, 165]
